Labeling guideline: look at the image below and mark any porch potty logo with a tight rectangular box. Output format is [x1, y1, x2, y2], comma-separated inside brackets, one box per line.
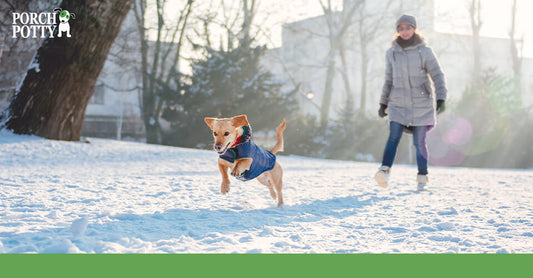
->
[12, 8, 76, 39]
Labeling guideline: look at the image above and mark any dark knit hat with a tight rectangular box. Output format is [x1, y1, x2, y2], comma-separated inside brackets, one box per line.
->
[396, 14, 417, 29]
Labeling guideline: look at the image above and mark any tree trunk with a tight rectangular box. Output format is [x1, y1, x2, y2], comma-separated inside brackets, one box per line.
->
[133, 0, 193, 144]
[509, 0, 522, 96]
[359, 31, 368, 116]
[321, 48, 337, 129]
[319, 0, 361, 129]
[133, 0, 158, 144]
[470, 0, 482, 84]
[338, 43, 353, 106]
[239, 0, 256, 48]
[4, 0, 133, 141]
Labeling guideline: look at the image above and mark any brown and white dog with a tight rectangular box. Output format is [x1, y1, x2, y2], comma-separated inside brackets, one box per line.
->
[204, 115, 286, 207]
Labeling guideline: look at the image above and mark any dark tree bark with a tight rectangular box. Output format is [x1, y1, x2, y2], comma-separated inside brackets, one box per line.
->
[4, 0, 133, 141]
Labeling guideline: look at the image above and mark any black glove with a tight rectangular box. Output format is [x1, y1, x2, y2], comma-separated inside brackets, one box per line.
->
[436, 100, 445, 114]
[378, 104, 388, 118]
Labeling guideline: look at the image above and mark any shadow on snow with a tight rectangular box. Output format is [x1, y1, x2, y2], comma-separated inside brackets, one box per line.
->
[2, 192, 391, 253]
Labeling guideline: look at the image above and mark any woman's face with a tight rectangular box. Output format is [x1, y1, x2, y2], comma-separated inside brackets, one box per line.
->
[397, 24, 415, 40]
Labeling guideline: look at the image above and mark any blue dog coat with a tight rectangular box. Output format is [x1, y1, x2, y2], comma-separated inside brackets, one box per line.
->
[219, 126, 276, 181]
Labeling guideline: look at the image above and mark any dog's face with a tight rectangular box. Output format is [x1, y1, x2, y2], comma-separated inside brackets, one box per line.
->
[58, 10, 71, 23]
[205, 115, 249, 154]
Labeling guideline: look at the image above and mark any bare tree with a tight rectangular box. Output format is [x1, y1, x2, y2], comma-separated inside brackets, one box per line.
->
[203, 0, 258, 51]
[351, 0, 393, 116]
[242, 2, 321, 112]
[469, 0, 482, 84]
[4, 0, 133, 140]
[238, 0, 256, 48]
[509, 0, 522, 94]
[319, 0, 361, 129]
[133, 0, 194, 144]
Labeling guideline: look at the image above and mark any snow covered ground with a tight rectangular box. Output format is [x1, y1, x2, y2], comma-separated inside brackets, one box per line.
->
[0, 131, 532, 253]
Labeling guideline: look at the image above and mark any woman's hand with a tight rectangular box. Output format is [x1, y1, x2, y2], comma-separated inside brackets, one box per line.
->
[436, 100, 445, 114]
[378, 104, 388, 118]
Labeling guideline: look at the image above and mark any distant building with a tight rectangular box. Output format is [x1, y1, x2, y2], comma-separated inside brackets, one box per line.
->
[83, 67, 145, 141]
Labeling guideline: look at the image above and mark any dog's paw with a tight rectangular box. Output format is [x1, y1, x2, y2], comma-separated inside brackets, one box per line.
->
[221, 181, 230, 195]
[230, 168, 243, 177]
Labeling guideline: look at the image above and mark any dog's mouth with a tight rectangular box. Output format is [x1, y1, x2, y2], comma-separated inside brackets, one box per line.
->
[216, 142, 232, 154]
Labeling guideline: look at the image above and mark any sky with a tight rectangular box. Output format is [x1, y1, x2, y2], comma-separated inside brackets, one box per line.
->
[252, 0, 533, 57]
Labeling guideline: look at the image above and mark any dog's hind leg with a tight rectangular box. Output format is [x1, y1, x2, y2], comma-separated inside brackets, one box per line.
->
[268, 162, 284, 207]
[258, 162, 284, 207]
[257, 173, 276, 200]
[273, 163, 284, 207]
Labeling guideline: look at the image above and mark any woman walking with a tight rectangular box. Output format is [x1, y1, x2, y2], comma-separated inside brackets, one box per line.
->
[375, 14, 447, 191]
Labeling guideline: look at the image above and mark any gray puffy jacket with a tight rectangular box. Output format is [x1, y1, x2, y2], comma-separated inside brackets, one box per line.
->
[380, 40, 447, 128]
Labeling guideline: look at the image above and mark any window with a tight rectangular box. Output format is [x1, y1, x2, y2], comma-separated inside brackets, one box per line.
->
[91, 83, 105, 104]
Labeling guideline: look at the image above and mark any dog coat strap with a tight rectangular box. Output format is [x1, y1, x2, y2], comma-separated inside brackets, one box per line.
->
[219, 148, 237, 163]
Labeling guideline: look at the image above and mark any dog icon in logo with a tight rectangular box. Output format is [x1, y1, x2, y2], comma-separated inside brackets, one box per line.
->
[54, 8, 75, 38]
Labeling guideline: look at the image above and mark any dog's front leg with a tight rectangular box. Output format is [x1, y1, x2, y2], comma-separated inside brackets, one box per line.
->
[218, 158, 232, 195]
[231, 158, 253, 177]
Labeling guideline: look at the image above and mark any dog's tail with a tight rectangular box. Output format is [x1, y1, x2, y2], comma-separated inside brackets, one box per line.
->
[270, 118, 286, 155]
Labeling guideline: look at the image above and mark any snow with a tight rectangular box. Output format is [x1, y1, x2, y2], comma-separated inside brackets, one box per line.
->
[0, 131, 532, 253]
[27, 59, 40, 73]
[70, 217, 89, 238]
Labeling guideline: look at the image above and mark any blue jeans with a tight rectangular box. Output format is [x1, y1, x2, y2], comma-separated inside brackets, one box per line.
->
[381, 121, 428, 175]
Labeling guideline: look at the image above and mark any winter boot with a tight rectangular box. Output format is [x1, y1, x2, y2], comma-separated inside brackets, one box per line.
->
[417, 175, 428, 191]
[374, 166, 390, 188]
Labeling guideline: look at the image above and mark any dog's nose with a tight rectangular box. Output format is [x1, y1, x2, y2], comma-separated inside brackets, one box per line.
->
[214, 144, 223, 151]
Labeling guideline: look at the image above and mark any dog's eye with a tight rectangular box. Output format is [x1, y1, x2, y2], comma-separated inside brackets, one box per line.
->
[224, 132, 230, 136]
[213, 132, 217, 136]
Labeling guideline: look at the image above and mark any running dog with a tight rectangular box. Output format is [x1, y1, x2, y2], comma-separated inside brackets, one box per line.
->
[204, 115, 286, 207]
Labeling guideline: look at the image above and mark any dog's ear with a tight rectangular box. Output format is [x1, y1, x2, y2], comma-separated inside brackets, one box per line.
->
[204, 117, 215, 130]
[231, 115, 249, 127]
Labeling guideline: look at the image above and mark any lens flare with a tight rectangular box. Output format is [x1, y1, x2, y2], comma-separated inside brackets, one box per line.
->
[427, 114, 472, 166]
[443, 117, 472, 146]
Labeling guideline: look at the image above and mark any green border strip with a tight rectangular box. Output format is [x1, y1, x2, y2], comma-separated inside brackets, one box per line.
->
[0, 254, 530, 278]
